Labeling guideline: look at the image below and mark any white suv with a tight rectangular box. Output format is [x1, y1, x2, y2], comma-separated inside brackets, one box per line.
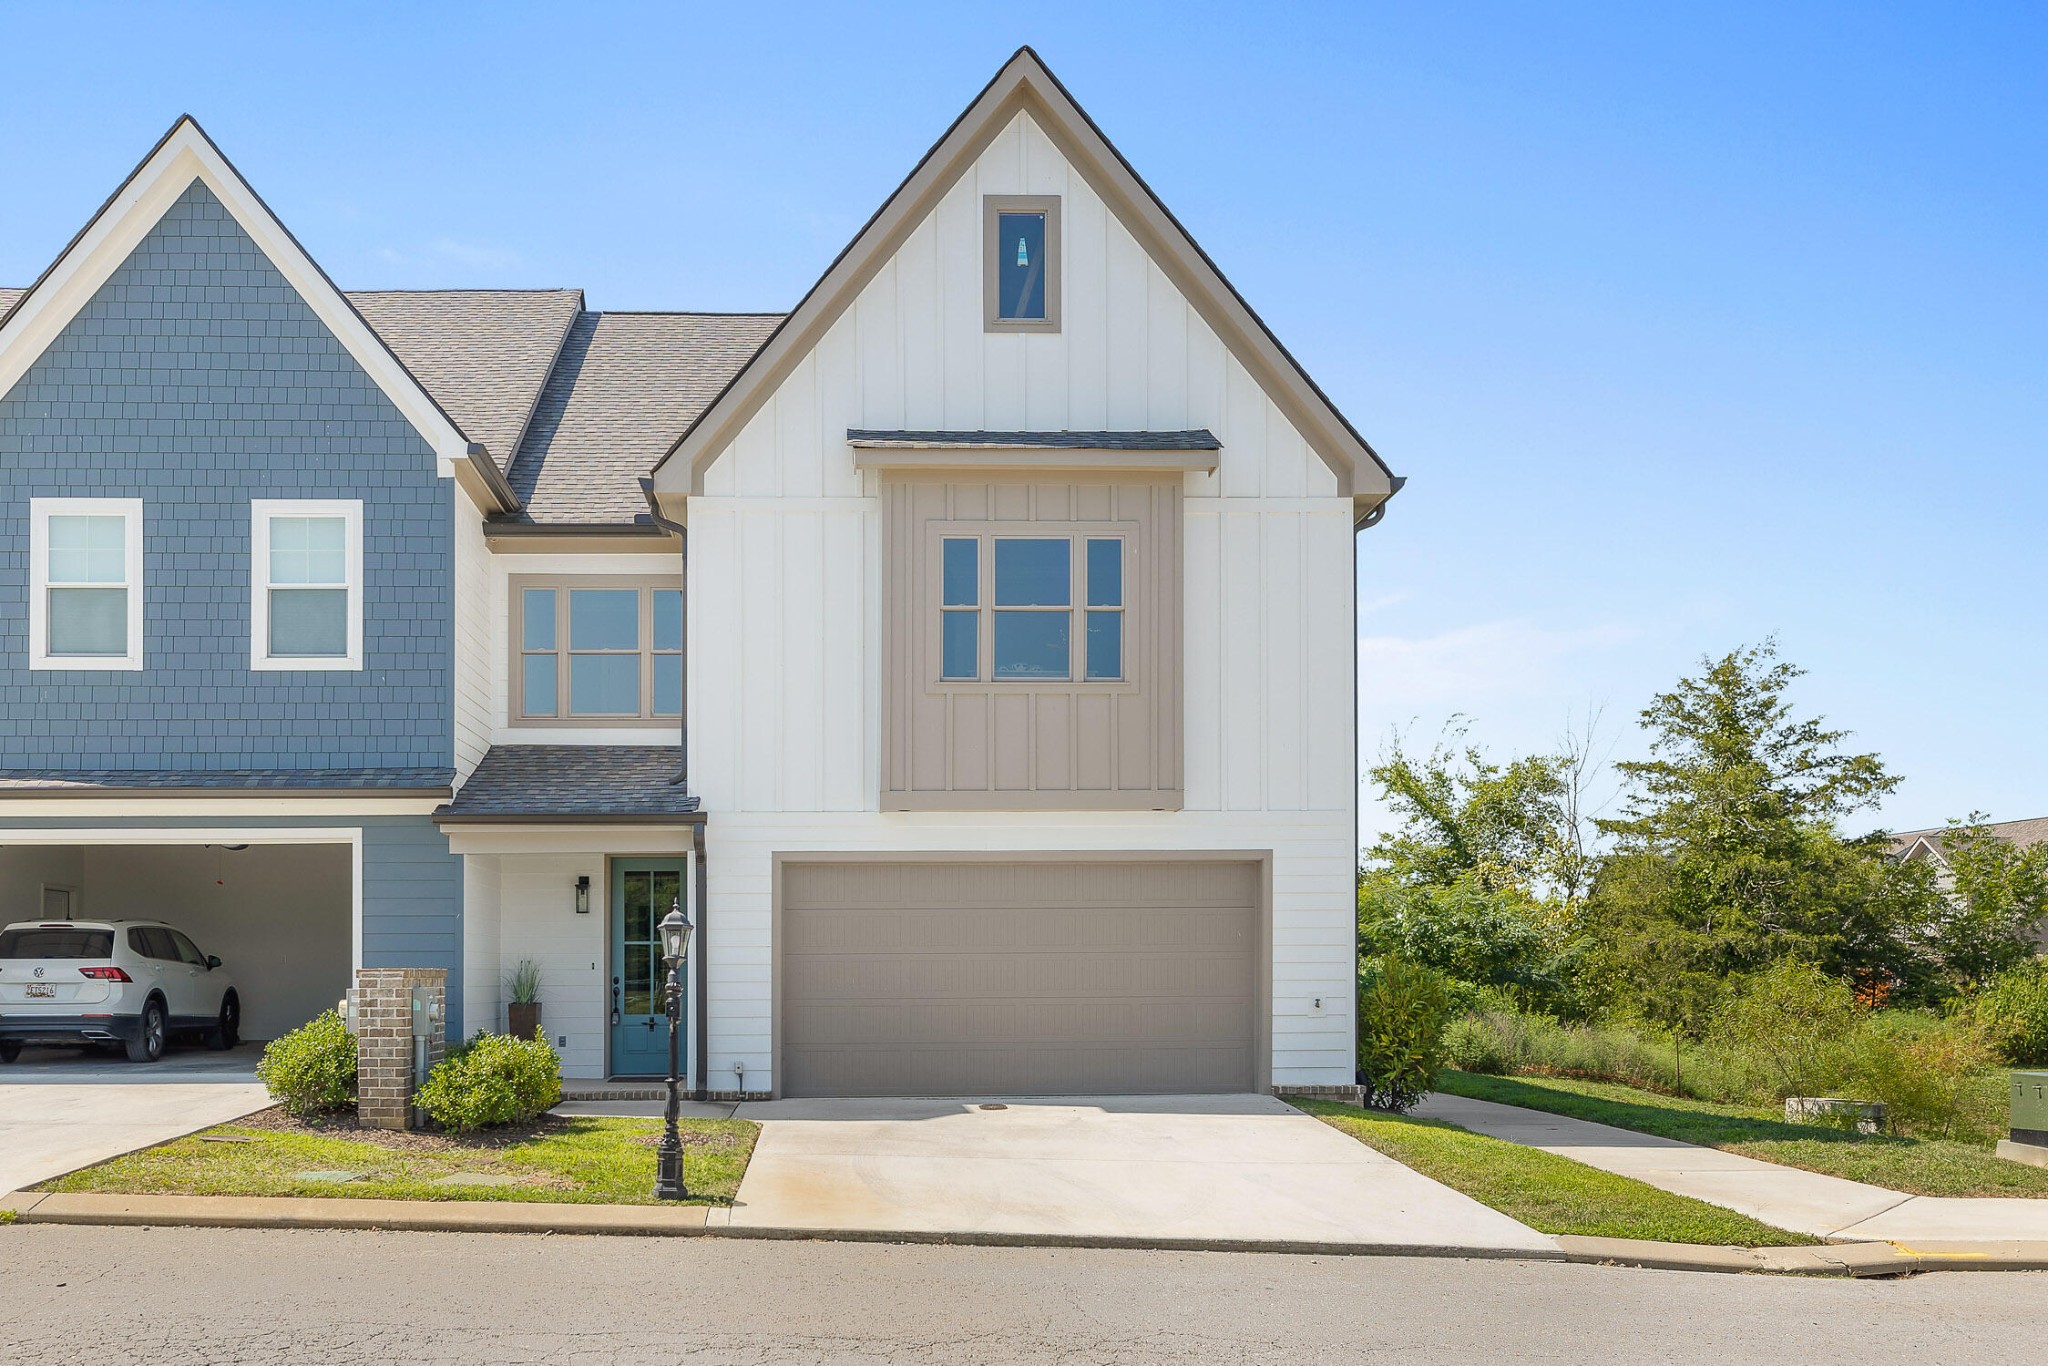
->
[0, 920, 241, 1063]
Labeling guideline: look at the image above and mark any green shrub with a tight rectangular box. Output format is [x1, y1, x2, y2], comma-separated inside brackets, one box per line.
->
[1711, 960, 1858, 1101]
[413, 1032, 563, 1132]
[1852, 1011, 2001, 1141]
[255, 1010, 357, 1117]
[1971, 962, 2048, 1067]
[1356, 954, 1453, 1112]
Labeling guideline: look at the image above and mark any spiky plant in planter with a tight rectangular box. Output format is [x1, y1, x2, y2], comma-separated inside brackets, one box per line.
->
[505, 959, 544, 1041]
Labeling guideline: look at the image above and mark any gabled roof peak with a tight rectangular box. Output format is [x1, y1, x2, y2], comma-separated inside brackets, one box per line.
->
[0, 114, 497, 501]
[651, 46, 1396, 508]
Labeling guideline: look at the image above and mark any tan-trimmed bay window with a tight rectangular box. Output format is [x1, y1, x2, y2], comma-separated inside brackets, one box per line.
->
[512, 577, 682, 725]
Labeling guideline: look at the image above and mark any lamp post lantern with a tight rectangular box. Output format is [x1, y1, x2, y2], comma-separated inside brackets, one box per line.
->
[654, 897, 694, 1201]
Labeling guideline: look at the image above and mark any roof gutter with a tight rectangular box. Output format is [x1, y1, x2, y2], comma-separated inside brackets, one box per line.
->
[1355, 475, 1408, 531]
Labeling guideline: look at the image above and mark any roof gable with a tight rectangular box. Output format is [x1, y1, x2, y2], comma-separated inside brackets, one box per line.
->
[651, 47, 1396, 509]
[0, 117, 488, 490]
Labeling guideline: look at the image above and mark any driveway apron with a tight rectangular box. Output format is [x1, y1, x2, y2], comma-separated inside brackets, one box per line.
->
[0, 1046, 271, 1194]
[722, 1092, 1555, 1253]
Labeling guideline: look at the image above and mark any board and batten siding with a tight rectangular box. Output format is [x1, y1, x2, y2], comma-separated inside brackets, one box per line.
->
[882, 473, 1182, 808]
[686, 106, 1359, 1090]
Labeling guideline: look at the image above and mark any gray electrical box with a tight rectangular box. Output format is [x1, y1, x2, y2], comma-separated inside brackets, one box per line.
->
[409, 985, 441, 1040]
[2013, 1071, 2048, 1147]
[338, 989, 359, 1035]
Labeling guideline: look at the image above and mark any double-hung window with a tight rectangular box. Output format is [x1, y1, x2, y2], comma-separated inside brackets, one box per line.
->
[937, 532, 1125, 683]
[29, 498, 144, 671]
[251, 500, 363, 670]
[514, 579, 682, 725]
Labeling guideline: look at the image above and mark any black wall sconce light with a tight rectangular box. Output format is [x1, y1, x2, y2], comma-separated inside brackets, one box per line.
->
[574, 874, 591, 915]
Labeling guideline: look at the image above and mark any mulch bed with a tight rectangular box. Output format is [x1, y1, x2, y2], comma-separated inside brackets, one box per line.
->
[227, 1106, 747, 1154]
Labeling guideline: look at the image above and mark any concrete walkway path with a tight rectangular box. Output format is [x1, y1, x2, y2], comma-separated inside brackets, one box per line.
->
[1415, 1091, 2048, 1242]
[722, 1093, 1557, 1254]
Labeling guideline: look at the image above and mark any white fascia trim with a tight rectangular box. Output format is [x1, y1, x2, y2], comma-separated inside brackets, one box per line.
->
[0, 122, 473, 477]
[27, 497, 145, 672]
[0, 824, 368, 971]
[441, 825, 694, 856]
[0, 797, 442, 818]
[249, 498, 365, 671]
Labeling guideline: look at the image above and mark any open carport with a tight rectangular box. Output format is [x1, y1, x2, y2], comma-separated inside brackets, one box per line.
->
[0, 835, 352, 1044]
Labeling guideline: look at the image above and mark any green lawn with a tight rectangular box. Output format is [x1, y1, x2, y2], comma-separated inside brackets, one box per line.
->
[1290, 1098, 1814, 1246]
[39, 1114, 757, 1206]
[1437, 1071, 2048, 1199]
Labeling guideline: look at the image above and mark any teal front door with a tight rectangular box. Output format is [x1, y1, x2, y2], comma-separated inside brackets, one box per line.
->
[609, 861, 687, 1078]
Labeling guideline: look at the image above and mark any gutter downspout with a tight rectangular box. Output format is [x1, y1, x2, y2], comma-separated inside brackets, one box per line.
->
[691, 820, 709, 1102]
[1351, 473, 1402, 1084]
[641, 477, 690, 785]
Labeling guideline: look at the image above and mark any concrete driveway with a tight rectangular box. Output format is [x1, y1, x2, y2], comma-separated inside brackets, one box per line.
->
[721, 1093, 1554, 1254]
[0, 1044, 271, 1194]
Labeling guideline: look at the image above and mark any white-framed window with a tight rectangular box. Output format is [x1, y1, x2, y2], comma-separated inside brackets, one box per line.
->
[28, 497, 144, 671]
[936, 531, 1125, 683]
[250, 499, 363, 671]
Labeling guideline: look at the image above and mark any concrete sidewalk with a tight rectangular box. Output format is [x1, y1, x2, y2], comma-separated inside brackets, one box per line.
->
[1415, 1092, 2048, 1242]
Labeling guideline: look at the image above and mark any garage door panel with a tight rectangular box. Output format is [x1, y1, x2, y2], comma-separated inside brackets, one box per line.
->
[785, 996, 1253, 1046]
[785, 1042, 1254, 1099]
[784, 904, 1252, 956]
[786, 950, 1251, 1000]
[780, 859, 1259, 1096]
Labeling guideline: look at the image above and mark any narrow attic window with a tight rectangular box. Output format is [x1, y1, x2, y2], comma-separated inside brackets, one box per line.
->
[984, 196, 1061, 332]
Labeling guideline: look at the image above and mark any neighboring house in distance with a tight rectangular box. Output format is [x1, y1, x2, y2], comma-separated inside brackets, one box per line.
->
[0, 48, 1399, 1094]
[1892, 817, 2048, 949]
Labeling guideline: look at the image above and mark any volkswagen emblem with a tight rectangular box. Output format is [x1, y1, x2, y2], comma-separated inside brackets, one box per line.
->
[32, 966, 44, 978]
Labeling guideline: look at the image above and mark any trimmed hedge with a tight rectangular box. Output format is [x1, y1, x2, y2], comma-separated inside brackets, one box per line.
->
[254, 1010, 357, 1117]
[413, 1032, 563, 1132]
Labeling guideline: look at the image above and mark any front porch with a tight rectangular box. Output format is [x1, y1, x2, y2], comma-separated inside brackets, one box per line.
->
[434, 745, 704, 1086]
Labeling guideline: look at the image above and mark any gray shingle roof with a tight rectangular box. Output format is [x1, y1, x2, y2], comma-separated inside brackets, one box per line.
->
[506, 312, 783, 525]
[847, 429, 1221, 450]
[346, 289, 583, 476]
[0, 768, 452, 793]
[436, 745, 701, 822]
[6, 283, 777, 524]
[0, 286, 23, 317]
[1892, 816, 2048, 858]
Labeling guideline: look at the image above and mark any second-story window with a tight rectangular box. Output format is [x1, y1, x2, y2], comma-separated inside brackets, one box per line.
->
[250, 500, 363, 671]
[514, 579, 682, 725]
[29, 497, 144, 671]
[936, 533, 1125, 683]
[984, 195, 1061, 332]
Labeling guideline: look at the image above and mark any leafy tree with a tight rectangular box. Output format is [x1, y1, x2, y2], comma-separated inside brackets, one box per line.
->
[1927, 815, 2048, 987]
[1359, 726, 1589, 1012]
[1585, 641, 1928, 1023]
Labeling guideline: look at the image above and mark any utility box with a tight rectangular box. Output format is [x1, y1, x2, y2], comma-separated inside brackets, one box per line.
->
[2013, 1071, 2048, 1148]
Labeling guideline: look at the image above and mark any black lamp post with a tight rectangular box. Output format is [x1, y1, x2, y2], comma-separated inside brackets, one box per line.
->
[654, 897, 694, 1201]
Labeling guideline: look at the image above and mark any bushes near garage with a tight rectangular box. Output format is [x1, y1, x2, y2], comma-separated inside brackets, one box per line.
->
[413, 1032, 563, 1133]
[255, 1010, 358, 1117]
[1356, 953, 1453, 1112]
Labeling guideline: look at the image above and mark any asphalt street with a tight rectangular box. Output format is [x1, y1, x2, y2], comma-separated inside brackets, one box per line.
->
[2, 1224, 2040, 1364]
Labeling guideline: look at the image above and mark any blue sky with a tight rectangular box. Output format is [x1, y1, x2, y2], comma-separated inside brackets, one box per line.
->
[2, 3, 2041, 840]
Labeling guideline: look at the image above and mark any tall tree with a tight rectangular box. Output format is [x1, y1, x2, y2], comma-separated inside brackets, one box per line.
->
[1587, 640, 1920, 1022]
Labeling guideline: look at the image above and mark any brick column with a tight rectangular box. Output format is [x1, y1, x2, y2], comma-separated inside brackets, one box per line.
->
[354, 967, 446, 1131]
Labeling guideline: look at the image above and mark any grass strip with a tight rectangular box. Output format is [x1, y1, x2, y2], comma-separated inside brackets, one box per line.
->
[1436, 1070, 2048, 1199]
[39, 1114, 756, 1206]
[1291, 1098, 1813, 1246]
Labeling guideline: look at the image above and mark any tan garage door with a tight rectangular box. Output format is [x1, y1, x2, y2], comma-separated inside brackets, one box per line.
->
[780, 859, 1259, 1097]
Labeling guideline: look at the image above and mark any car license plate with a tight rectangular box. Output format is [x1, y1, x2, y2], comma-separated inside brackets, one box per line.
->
[24, 983, 55, 998]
